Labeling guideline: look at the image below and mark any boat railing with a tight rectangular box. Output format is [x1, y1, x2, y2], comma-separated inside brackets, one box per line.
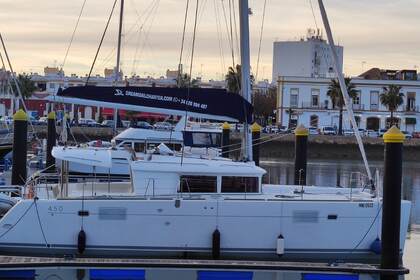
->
[23, 171, 131, 199]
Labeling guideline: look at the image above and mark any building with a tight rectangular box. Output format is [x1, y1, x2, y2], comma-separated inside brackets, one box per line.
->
[276, 70, 420, 132]
[272, 29, 343, 81]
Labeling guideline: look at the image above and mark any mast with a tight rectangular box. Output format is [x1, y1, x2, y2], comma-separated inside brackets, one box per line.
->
[318, 0, 373, 184]
[238, 0, 253, 161]
[114, 0, 124, 134]
[115, 0, 124, 83]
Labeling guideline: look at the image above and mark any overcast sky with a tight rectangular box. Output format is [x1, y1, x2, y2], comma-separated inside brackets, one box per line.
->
[1, 0, 419, 81]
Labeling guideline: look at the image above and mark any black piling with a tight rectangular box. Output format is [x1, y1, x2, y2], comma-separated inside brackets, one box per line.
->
[221, 122, 231, 158]
[212, 229, 220, 260]
[380, 126, 404, 280]
[11, 109, 28, 186]
[294, 124, 308, 186]
[251, 122, 262, 166]
[46, 111, 56, 171]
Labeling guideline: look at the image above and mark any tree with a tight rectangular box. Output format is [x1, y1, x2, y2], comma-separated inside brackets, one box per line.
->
[327, 78, 358, 135]
[125, 110, 137, 127]
[225, 64, 254, 94]
[252, 86, 276, 125]
[380, 85, 404, 127]
[176, 73, 199, 88]
[11, 73, 36, 100]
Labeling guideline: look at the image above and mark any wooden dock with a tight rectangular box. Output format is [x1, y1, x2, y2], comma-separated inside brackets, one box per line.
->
[0, 256, 409, 276]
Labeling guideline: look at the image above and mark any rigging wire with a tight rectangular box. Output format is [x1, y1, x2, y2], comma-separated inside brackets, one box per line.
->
[254, 0, 267, 81]
[61, 0, 88, 69]
[99, 0, 159, 71]
[181, 0, 200, 165]
[230, 0, 240, 60]
[85, 0, 118, 85]
[177, 0, 190, 85]
[213, 1, 226, 78]
[131, 0, 160, 75]
[220, 0, 235, 67]
[227, 0, 235, 67]
[0, 33, 40, 143]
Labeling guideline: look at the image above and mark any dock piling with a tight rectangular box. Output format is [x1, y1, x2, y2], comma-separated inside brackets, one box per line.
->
[380, 126, 404, 280]
[251, 122, 262, 166]
[46, 111, 56, 171]
[222, 122, 231, 158]
[294, 124, 308, 186]
[11, 109, 28, 186]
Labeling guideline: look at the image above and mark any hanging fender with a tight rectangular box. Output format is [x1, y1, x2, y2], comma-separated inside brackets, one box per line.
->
[277, 234, 284, 256]
[78, 229, 86, 254]
[212, 229, 220, 260]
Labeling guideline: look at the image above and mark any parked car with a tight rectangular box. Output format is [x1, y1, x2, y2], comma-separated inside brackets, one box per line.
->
[154, 121, 173, 130]
[321, 126, 336, 135]
[412, 131, 420, 139]
[308, 127, 319, 135]
[378, 129, 387, 137]
[358, 128, 366, 137]
[135, 121, 153, 129]
[366, 130, 379, 137]
[122, 120, 131, 128]
[343, 129, 354, 136]
[402, 131, 413, 139]
[101, 120, 115, 127]
[79, 118, 100, 127]
[0, 116, 13, 125]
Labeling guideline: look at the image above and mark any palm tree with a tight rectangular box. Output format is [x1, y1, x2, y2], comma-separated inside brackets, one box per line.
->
[380, 85, 404, 127]
[225, 64, 255, 94]
[327, 78, 358, 135]
[11, 73, 37, 100]
[176, 73, 199, 88]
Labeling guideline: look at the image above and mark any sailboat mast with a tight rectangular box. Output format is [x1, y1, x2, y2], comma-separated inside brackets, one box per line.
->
[238, 0, 253, 161]
[115, 0, 124, 83]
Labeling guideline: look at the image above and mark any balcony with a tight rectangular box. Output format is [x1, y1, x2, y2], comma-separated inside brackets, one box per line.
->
[300, 102, 327, 109]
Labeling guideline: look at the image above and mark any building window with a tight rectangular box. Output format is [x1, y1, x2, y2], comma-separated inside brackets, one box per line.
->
[221, 177, 258, 193]
[407, 92, 416, 111]
[180, 176, 217, 193]
[290, 89, 299, 108]
[352, 91, 361, 105]
[370, 91, 379, 110]
[49, 83, 55, 89]
[311, 89, 320, 107]
[310, 115, 319, 128]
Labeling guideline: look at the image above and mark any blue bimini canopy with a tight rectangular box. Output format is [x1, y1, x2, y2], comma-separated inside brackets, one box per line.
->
[49, 86, 253, 123]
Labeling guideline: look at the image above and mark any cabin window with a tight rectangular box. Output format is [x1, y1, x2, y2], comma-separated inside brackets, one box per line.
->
[221, 177, 258, 193]
[179, 176, 217, 193]
[165, 143, 182, 151]
[134, 143, 145, 153]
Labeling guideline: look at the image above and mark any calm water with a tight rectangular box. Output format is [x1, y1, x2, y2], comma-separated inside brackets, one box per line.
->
[2, 159, 419, 279]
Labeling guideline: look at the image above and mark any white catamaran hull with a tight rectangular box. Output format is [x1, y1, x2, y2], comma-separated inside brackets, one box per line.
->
[0, 198, 411, 260]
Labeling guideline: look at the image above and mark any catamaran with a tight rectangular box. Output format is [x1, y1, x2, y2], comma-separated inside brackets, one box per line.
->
[0, 0, 412, 262]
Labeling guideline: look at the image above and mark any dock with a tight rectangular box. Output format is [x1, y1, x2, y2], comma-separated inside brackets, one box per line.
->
[0, 256, 409, 276]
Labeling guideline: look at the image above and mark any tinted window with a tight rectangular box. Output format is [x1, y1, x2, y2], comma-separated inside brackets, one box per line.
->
[134, 142, 145, 153]
[180, 176, 217, 193]
[221, 177, 258, 193]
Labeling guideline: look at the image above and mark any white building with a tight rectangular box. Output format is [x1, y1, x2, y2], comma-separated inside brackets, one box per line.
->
[272, 29, 343, 81]
[276, 73, 420, 132]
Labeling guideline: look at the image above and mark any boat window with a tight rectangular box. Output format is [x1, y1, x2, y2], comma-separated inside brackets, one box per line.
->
[210, 133, 221, 147]
[134, 142, 145, 153]
[179, 176, 217, 193]
[221, 177, 259, 193]
[115, 139, 123, 146]
[165, 143, 182, 151]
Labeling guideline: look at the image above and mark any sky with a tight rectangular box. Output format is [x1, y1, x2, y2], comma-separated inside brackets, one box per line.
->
[0, 0, 419, 81]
